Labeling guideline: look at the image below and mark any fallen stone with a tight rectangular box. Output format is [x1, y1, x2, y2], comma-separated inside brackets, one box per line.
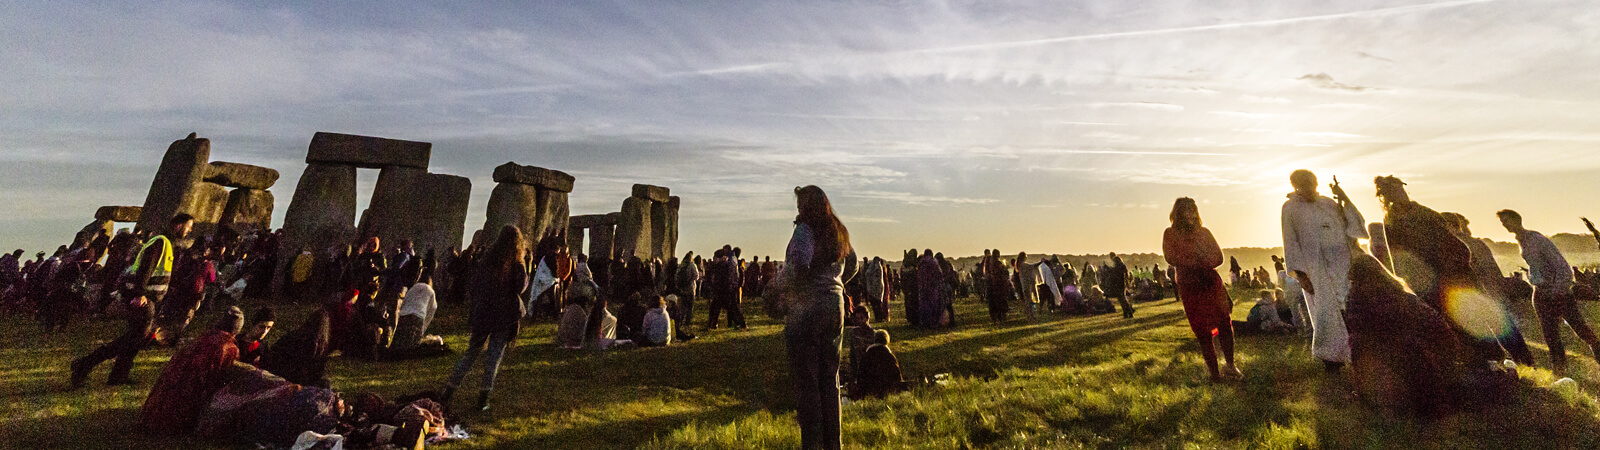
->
[306, 132, 431, 169]
[631, 184, 670, 203]
[95, 206, 143, 223]
[491, 162, 575, 193]
[203, 161, 280, 189]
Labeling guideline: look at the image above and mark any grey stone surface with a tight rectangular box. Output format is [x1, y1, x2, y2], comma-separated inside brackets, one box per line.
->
[588, 224, 615, 261]
[220, 188, 275, 232]
[359, 166, 429, 239]
[181, 182, 230, 236]
[281, 163, 358, 254]
[615, 196, 653, 260]
[567, 213, 618, 229]
[359, 169, 471, 257]
[306, 132, 431, 169]
[492, 162, 575, 193]
[631, 184, 670, 203]
[95, 206, 143, 223]
[137, 133, 211, 233]
[481, 182, 540, 244]
[203, 161, 280, 189]
[650, 200, 669, 262]
[566, 226, 586, 257]
[531, 189, 570, 244]
[664, 196, 680, 259]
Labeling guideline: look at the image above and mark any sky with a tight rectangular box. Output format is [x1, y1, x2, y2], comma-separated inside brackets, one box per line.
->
[4, 0, 1600, 259]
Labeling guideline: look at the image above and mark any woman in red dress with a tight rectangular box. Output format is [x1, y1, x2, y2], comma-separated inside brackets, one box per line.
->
[1162, 197, 1244, 382]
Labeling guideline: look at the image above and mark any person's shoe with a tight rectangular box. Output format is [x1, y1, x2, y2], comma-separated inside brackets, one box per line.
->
[106, 377, 138, 386]
[68, 358, 89, 390]
[1221, 364, 1244, 380]
[476, 390, 492, 412]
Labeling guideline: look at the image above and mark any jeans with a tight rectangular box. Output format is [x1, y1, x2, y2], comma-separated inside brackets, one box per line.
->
[448, 328, 514, 391]
[785, 299, 844, 450]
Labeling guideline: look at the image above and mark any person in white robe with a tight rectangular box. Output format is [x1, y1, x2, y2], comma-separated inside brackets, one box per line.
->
[1281, 169, 1368, 370]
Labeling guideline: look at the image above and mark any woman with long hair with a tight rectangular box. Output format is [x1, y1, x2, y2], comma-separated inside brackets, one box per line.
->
[443, 225, 529, 412]
[778, 185, 858, 449]
[1162, 197, 1243, 382]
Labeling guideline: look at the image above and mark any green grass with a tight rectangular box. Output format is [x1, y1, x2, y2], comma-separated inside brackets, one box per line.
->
[7, 291, 1600, 449]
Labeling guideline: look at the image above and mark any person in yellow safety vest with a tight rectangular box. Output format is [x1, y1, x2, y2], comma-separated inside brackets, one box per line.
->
[70, 214, 194, 388]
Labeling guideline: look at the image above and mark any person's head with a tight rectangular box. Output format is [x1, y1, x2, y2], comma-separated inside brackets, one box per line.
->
[244, 307, 276, 342]
[733, 247, 742, 258]
[10, 249, 20, 258]
[650, 294, 667, 309]
[1169, 197, 1201, 230]
[362, 236, 381, 254]
[400, 239, 413, 253]
[1290, 169, 1318, 199]
[211, 306, 245, 335]
[873, 329, 891, 346]
[1374, 175, 1409, 207]
[488, 225, 526, 272]
[924, 249, 934, 258]
[1259, 289, 1275, 301]
[167, 213, 195, 239]
[792, 185, 852, 269]
[1497, 209, 1524, 233]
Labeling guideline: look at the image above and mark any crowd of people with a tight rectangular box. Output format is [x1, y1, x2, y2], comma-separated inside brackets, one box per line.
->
[8, 170, 1600, 448]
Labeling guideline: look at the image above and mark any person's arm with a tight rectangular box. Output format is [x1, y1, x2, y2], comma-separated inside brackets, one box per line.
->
[1585, 217, 1600, 251]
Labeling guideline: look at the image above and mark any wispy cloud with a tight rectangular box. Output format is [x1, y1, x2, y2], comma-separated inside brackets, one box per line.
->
[1090, 102, 1185, 112]
[1298, 73, 1379, 92]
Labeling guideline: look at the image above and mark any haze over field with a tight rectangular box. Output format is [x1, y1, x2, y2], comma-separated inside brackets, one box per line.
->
[4, 0, 1600, 258]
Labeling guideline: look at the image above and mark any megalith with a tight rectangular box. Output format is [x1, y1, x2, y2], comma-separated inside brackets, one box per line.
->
[663, 196, 681, 259]
[306, 132, 431, 169]
[615, 196, 653, 260]
[95, 206, 143, 223]
[570, 213, 619, 260]
[281, 163, 358, 256]
[481, 162, 573, 246]
[220, 189, 275, 233]
[136, 133, 212, 232]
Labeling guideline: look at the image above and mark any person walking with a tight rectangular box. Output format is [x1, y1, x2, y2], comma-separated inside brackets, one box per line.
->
[1500, 209, 1600, 372]
[442, 225, 529, 412]
[1163, 198, 1243, 382]
[71, 214, 194, 388]
[776, 185, 858, 450]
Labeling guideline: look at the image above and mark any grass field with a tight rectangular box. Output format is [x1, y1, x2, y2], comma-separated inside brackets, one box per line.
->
[7, 290, 1600, 449]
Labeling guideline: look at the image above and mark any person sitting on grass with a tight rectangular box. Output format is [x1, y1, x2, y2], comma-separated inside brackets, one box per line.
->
[640, 294, 673, 347]
[1163, 197, 1243, 383]
[584, 296, 634, 350]
[261, 309, 334, 388]
[1234, 289, 1294, 335]
[556, 293, 592, 349]
[388, 260, 447, 359]
[140, 328, 242, 436]
[236, 307, 275, 367]
[850, 329, 909, 400]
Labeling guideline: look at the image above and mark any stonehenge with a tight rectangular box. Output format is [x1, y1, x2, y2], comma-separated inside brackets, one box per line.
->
[572, 185, 679, 261]
[276, 132, 472, 294]
[480, 162, 573, 247]
[135, 133, 281, 236]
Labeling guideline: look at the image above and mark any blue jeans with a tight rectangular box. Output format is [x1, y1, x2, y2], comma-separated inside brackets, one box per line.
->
[448, 329, 513, 391]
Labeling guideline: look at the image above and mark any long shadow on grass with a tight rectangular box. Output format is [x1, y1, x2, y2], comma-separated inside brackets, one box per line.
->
[893, 309, 1187, 379]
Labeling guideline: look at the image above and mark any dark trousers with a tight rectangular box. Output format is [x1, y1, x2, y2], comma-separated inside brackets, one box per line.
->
[1534, 285, 1600, 369]
[708, 292, 745, 329]
[786, 310, 843, 450]
[1109, 292, 1134, 318]
[673, 293, 695, 334]
[76, 319, 152, 384]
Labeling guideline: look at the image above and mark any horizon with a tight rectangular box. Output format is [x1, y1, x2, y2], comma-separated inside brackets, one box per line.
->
[5, 1, 1600, 258]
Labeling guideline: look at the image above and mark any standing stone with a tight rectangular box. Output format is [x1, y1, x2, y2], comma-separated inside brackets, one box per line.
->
[137, 133, 211, 232]
[531, 189, 570, 244]
[589, 224, 615, 261]
[663, 196, 681, 259]
[359, 166, 429, 240]
[95, 206, 143, 223]
[306, 132, 431, 169]
[615, 196, 653, 260]
[406, 173, 472, 256]
[650, 201, 669, 262]
[282, 163, 358, 255]
[482, 182, 541, 244]
[220, 188, 275, 233]
[182, 182, 230, 236]
[566, 226, 586, 257]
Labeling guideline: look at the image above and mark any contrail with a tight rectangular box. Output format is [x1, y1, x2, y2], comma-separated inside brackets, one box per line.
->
[674, 0, 1497, 77]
